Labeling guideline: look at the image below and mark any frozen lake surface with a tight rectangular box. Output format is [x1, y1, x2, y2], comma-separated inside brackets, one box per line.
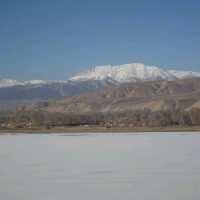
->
[0, 132, 200, 200]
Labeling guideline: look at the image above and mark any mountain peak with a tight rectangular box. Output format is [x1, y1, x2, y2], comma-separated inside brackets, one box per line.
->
[70, 63, 176, 83]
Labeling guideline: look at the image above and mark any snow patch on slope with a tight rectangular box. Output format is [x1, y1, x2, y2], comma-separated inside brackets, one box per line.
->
[169, 70, 200, 79]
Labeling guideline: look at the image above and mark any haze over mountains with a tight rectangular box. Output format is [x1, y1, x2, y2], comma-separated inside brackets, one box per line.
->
[0, 63, 200, 103]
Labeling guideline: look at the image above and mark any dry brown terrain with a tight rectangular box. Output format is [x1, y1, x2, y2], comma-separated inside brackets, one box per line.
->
[1, 78, 200, 131]
[42, 78, 200, 113]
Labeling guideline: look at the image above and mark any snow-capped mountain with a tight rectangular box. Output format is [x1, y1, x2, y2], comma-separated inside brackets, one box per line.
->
[168, 70, 200, 79]
[70, 63, 200, 83]
[0, 63, 200, 88]
[0, 79, 50, 88]
[0, 79, 22, 88]
[0, 79, 69, 88]
[0, 63, 200, 103]
[70, 63, 174, 82]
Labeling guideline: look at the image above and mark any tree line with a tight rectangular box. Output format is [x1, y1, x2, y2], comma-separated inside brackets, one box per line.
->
[0, 108, 200, 129]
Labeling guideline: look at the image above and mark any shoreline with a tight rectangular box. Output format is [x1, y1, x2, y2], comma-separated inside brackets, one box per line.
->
[0, 126, 200, 134]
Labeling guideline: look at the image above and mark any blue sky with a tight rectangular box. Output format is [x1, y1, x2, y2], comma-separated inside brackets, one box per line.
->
[0, 0, 200, 80]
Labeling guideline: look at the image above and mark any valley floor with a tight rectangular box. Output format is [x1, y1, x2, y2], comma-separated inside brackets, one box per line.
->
[0, 125, 200, 134]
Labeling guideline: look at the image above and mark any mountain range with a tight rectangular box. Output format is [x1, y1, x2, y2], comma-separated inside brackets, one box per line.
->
[1, 63, 200, 129]
[1, 63, 200, 88]
[0, 63, 200, 103]
[41, 77, 200, 114]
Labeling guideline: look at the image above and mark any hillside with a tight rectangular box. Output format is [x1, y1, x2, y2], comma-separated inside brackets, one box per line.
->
[43, 78, 200, 113]
[1, 78, 200, 130]
[0, 79, 115, 104]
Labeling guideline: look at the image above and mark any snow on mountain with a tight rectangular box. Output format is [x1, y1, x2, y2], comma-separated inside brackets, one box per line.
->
[70, 63, 176, 82]
[0, 79, 49, 88]
[169, 70, 200, 79]
[70, 63, 200, 83]
[0, 79, 23, 88]
[24, 80, 48, 85]
[1, 63, 200, 88]
[0, 79, 72, 88]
